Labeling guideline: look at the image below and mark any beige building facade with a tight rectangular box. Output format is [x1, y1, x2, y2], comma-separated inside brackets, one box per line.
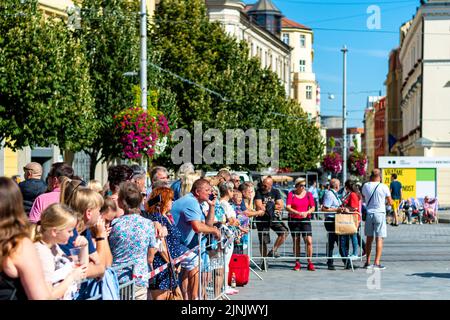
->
[281, 18, 318, 122]
[363, 107, 376, 175]
[398, 0, 450, 157]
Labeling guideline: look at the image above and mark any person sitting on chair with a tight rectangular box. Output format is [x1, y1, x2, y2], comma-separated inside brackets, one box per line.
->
[423, 196, 437, 224]
[402, 198, 422, 225]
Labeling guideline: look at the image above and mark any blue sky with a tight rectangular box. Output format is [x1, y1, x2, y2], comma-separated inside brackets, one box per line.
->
[244, 0, 421, 127]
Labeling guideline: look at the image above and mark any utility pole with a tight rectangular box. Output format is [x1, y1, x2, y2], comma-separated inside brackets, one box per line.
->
[140, 0, 147, 111]
[140, 0, 149, 186]
[341, 45, 348, 183]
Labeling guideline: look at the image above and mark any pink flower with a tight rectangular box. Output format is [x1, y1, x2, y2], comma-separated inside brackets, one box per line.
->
[114, 106, 170, 160]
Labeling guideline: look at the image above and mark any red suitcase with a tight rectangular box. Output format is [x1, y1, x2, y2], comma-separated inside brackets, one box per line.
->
[228, 254, 250, 286]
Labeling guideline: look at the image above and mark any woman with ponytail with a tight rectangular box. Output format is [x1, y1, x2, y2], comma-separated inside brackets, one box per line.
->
[32, 203, 87, 299]
[0, 177, 51, 300]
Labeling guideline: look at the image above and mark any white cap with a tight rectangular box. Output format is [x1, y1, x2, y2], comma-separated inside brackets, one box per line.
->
[294, 177, 306, 187]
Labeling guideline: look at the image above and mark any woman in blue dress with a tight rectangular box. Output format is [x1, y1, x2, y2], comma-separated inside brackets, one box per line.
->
[145, 187, 188, 300]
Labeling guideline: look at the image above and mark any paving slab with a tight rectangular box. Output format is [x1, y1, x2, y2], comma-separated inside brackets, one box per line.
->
[231, 222, 450, 300]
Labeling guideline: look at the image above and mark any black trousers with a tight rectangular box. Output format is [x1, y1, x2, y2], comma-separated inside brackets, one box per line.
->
[324, 217, 339, 266]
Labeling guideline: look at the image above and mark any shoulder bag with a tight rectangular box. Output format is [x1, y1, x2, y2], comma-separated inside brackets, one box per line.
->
[362, 183, 381, 221]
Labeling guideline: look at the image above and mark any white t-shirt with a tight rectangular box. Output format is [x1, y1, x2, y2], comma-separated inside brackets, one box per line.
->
[362, 182, 391, 213]
[34, 241, 77, 300]
[220, 200, 237, 220]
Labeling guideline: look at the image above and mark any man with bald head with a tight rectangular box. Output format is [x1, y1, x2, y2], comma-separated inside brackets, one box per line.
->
[19, 162, 47, 215]
[361, 169, 392, 270]
[254, 176, 288, 270]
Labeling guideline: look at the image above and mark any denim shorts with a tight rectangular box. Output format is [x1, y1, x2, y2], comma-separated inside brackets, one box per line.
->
[364, 211, 387, 238]
[180, 251, 199, 271]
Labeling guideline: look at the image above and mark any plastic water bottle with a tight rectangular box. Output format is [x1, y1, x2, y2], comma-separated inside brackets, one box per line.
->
[231, 272, 236, 288]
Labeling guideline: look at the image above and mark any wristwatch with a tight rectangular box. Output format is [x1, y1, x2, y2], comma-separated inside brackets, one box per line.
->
[95, 237, 106, 241]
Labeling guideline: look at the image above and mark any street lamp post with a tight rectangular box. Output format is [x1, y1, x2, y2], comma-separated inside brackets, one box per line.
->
[140, 0, 147, 111]
[341, 45, 348, 183]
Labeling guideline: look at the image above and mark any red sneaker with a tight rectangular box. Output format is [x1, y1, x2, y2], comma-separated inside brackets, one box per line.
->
[307, 262, 316, 271]
[293, 261, 301, 271]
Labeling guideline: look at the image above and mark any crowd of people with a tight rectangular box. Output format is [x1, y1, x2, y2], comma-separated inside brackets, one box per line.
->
[255, 169, 394, 271]
[0, 162, 259, 300]
[0, 161, 435, 300]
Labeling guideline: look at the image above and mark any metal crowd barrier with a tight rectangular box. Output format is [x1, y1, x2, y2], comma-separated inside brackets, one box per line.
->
[79, 262, 136, 300]
[198, 225, 239, 300]
[79, 226, 242, 301]
[249, 212, 365, 272]
[111, 262, 136, 300]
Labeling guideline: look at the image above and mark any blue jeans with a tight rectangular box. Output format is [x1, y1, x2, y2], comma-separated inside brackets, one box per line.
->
[339, 234, 359, 265]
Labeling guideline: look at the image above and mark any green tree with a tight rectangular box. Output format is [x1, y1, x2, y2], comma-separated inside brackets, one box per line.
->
[0, 0, 97, 152]
[73, 0, 141, 178]
[74, 0, 179, 177]
[151, 0, 324, 171]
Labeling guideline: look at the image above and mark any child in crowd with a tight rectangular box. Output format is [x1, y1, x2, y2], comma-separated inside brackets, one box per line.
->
[32, 203, 88, 300]
[59, 188, 111, 280]
[231, 190, 250, 254]
[100, 197, 119, 230]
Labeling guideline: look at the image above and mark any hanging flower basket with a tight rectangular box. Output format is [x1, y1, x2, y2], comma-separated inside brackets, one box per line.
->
[114, 107, 170, 160]
[348, 151, 368, 177]
[322, 152, 343, 174]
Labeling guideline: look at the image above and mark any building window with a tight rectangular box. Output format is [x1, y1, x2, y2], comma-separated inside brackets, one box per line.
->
[299, 60, 306, 72]
[282, 33, 290, 45]
[300, 35, 306, 48]
[306, 85, 312, 99]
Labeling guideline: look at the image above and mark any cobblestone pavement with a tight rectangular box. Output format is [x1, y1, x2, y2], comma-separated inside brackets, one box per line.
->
[231, 221, 450, 300]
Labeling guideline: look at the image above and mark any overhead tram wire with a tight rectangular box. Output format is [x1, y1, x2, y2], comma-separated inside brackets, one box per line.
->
[302, 3, 414, 25]
[148, 62, 231, 103]
[2, 10, 449, 36]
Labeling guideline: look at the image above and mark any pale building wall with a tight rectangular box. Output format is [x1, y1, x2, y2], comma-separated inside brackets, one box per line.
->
[206, 1, 291, 96]
[437, 168, 450, 206]
[282, 28, 317, 117]
[399, 2, 450, 157]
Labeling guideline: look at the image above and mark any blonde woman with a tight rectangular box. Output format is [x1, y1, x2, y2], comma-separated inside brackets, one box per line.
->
[180, 172, 201, 198]
[0, 177, 52, 300]
[32, 203, 88, 299]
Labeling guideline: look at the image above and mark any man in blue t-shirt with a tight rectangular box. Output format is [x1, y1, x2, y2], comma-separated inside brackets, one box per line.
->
[390, 173, 403, 226]
[171, 178, 220, 300]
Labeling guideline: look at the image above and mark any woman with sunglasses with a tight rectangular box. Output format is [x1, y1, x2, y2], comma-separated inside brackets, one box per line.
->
[286, 178, 316, 271]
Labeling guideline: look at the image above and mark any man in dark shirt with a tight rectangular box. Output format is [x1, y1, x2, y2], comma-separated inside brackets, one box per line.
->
[254, 176, 288, 269]
[390, 174, 403, 226]
[18, 162, 47, 215]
